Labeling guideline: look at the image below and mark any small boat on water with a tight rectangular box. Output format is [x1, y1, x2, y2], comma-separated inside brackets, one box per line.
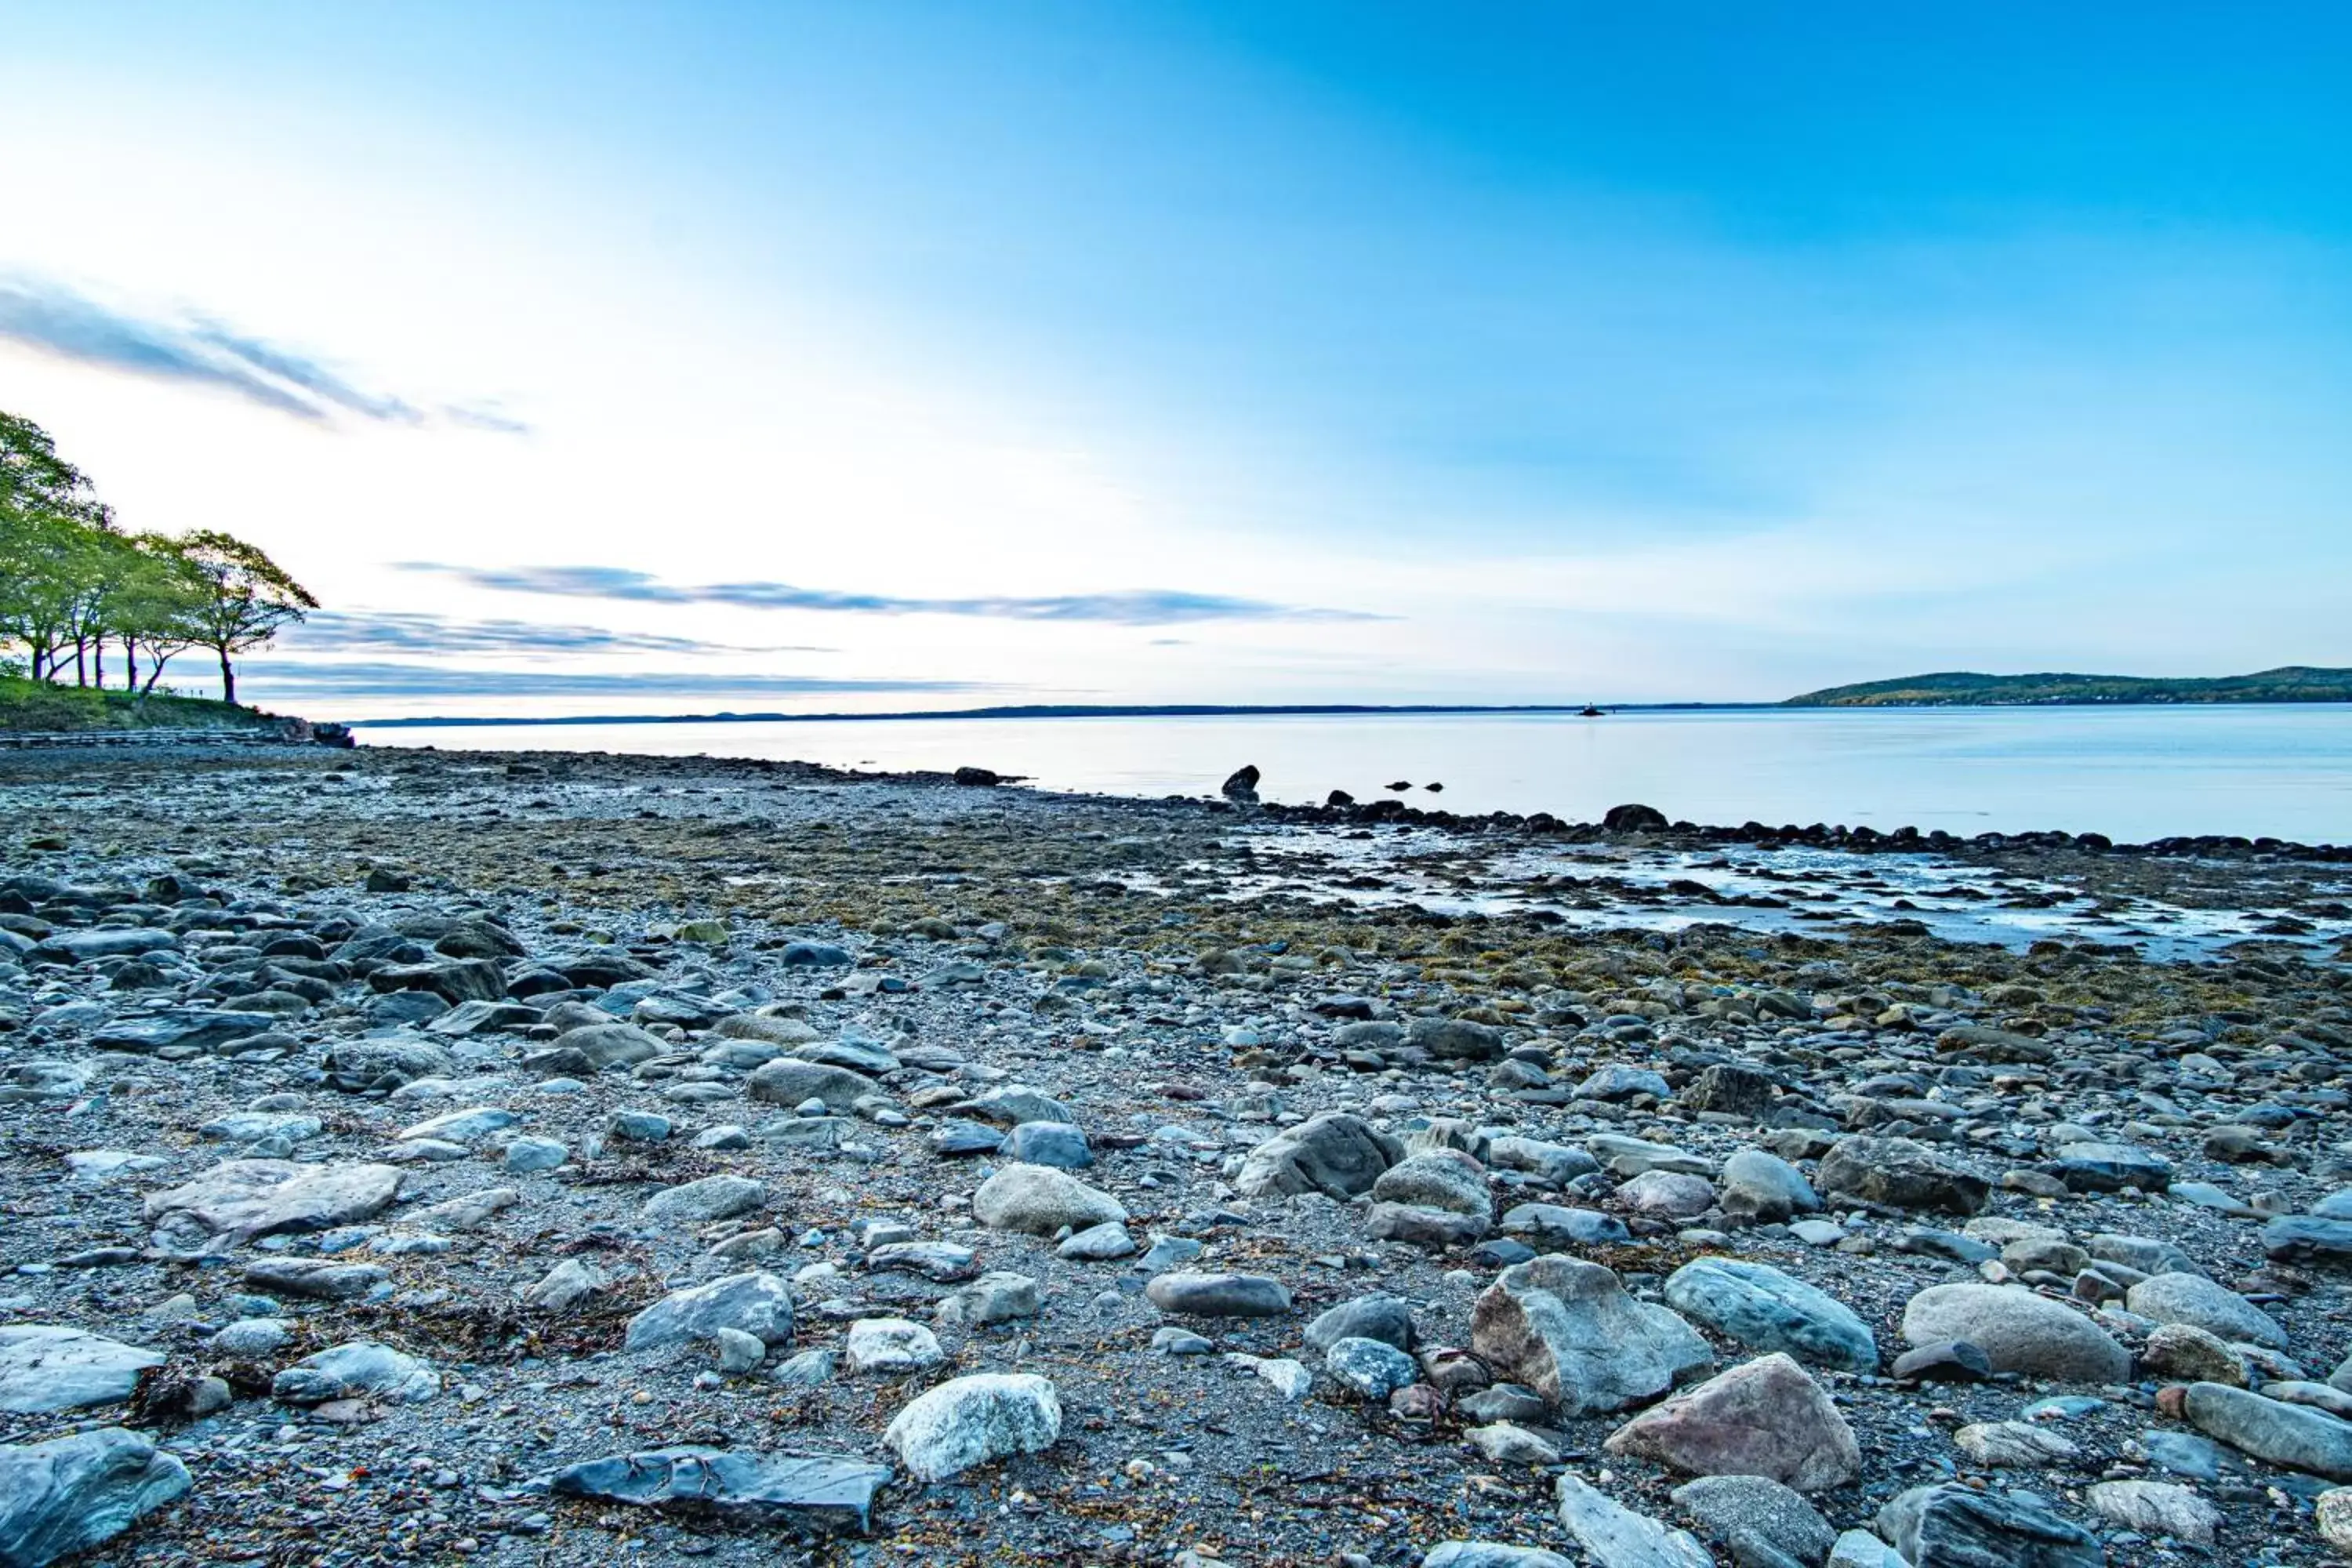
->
[1579, 703, 1606, 717]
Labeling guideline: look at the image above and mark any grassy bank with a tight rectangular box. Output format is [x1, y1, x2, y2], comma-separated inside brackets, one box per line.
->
[0, 675, 276, 733]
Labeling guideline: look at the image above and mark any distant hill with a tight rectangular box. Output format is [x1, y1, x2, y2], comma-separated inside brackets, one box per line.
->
[1785, 666, 2352, 707]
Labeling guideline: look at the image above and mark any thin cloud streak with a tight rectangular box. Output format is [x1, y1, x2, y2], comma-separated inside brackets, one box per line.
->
[401, 563, 1388, 625]
[242, 662, 982, 698]
[285, 609, 830, 658]
[0, 276, 528, 433]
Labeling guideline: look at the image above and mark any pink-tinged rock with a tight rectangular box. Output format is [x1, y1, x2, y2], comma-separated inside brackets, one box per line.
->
[1603, 1352, 1860, 1493]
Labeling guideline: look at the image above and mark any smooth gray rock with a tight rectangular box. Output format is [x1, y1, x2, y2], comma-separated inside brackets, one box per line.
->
[270, 1341, 437, 1405]
[747, 1058, 876, 1109]
[546, 1448, 891, 1534]
[0, 1427, 191, 1568]
[2126, 1272, 2291, 1350]
[1305, 1294, 1415, 1352]
[0, 1327, 165, 1415]
[2085, 1480, 2219, 1547]
[1605, 1353, 1860, 1493]
[642, 1174, 767, 1224]
[2181, 1381, 2352, 1479]
[1900, 1283, 2130, 1383]
[626, 1272, 796, 1352]
[1664, 1258, 1878, 1372]
[1001, 1121, 1091, 1169]
[1719, 1149, 1821, 1221]
[1145, 1272, 1291, 1317]
[972, 1165, 1125, 1235]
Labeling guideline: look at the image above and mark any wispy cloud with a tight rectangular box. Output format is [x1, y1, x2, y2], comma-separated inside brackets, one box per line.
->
[284, 610, 829, 659]
[0, 277, 527, 433]
[401, 563, 1386, 625]
[241, 662, 982, 698]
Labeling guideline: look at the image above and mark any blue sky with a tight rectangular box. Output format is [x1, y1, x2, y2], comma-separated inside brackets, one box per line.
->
[1, 2, 2346, 714]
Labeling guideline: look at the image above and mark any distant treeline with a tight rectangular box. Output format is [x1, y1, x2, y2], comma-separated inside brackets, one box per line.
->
[0, 410, 315, 706]
[1785, 667, 2352, 706]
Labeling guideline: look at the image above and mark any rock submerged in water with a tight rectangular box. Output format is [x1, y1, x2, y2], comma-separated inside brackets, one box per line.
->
[1220, 764, 1261, 803]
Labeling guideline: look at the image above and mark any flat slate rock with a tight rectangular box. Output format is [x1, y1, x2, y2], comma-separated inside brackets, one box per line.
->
[546, 1447, 891, 1534]
[0, 1327, 166, 1415]
[144, 1160, 402, 1248]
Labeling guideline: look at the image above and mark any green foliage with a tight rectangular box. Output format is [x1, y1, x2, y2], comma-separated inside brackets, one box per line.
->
[0, 408, 318, 705]
[1786, 667, 2352, 706]
[0, 675, 274, 732]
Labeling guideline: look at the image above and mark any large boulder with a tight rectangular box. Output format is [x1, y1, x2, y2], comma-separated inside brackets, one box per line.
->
[1470, 1255, 1711, 1416]
[1405, 1017, 1505, 1062]
[747, 1058, 877, 1110]
[270, 1341, 438, 1406]
[2125, 1272, 2291, 1351]
[0, 1428, 191, 1568]
[1663, 1258, 1878, 1372]
[973, 1165, 1126, 1236]
[554, 1022, 668, 1073]
[1603, 1353, 1861, 1492]
[626, 1272, 796, 1353]
[882, 1373, 1062, 1482]
[2181, 1382, 2352, 1479]
[1900, 1283, 2130, 1383]
[1233, 1112, 1402, 1200]
[1815, 1136, 1990, 1215]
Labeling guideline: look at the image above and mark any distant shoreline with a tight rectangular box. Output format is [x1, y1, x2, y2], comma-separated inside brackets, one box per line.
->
[344, 694, 2352, 730]
[347, 701, 1760, 730]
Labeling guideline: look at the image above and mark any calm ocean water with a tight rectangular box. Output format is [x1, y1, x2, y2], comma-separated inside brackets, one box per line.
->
[355, 705, 2352, 844]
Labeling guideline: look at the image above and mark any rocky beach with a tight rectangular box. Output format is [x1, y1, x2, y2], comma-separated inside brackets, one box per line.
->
[4, 739, 2352, 1567]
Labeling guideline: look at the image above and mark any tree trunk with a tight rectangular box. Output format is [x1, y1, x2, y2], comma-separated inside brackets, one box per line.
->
[122, 637, 137, 694]
[218, 648, 237, 706]
[74, 639, 86, 687]
[27, 648, 42, 681]
[93, 639, 105, 689]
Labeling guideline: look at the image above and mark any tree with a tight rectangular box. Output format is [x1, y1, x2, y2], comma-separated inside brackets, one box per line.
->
[169, 530, 318, 705]
[0, 413, 115, 682]
[111, 536, 211, 700]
